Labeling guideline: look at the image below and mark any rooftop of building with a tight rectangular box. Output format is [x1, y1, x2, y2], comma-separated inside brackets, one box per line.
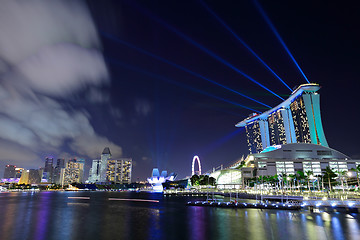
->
[251, 143, 350, 160]
[235, 83, 320, 127]
[102, 147, 111, 155]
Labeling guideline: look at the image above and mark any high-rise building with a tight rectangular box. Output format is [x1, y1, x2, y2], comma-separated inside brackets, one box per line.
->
[100, 147, 111, 182]
[60, 159, 84, 186]
[290, 96, 311, 143]
[106, 158, 132, 184]
[43, 156, 54, 183]
[244, 120, 263, 154]
[87, 147, 132, 184]
[88, 159, 101, 183]
[19, 169, 42, 184]
[236, 84, 328, 153]
[53, 158, 66, 184]
[3, 165, 16, 179]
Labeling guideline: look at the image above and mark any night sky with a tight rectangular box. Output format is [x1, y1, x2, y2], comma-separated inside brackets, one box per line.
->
[0, 0, 359, 180]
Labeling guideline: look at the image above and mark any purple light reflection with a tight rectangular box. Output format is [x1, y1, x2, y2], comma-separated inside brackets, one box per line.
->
[33, 193, 51, 240]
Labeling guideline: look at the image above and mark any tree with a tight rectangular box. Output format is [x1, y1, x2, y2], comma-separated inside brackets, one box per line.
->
[288, 174, 296, 191]
[305, 170, 314, 191]
[337, 170, 347, 193]
[296, 170, 306, 191]
[323, 167, 336, 191]
[190, 175, 200, 186]
[199, 175, 209, 185]
[209, 177, 216, 186]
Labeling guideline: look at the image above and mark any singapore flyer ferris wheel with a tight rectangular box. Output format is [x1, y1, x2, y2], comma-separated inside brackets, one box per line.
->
[191, 155, 201, 176]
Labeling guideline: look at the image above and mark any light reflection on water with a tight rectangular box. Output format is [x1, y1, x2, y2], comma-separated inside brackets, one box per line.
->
[0, 191, 359, 240]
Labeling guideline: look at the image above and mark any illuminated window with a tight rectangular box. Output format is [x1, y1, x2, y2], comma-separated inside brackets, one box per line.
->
[258, 162, 266, 168]
[303, 161, 321, 175]
[276, 161, 294, 175]
[330, 161, 348, 175]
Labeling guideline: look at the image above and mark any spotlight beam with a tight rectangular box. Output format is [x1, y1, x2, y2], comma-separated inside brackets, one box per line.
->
[254, 0, 310, 84]
[107, 57, 261, 113]
[102, 32, 271, 109]
[199, 128, 244, 157]
[199, 0, 293, 91]
[125, 1, 285, 100]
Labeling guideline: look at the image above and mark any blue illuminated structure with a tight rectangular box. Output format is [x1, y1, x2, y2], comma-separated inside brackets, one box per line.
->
[254, 0, 310, 84]
[236, 83, 328, 153]
[147, 168, 176, 192]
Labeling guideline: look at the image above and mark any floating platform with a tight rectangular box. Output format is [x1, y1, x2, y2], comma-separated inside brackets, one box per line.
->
[186, 201, 301, 210]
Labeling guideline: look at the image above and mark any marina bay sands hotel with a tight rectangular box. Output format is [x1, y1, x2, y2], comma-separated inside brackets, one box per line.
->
[235, 83, 358, 177]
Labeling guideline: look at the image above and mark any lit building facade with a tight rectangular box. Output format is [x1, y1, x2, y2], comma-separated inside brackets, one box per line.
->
[53, 158, 66, 184]
[87, 147, 133, 184]
[250, 143, 355, 177]
[19, 169, 42, 184]
[60, 159, 84, 186]
[245, 120, 263, 154]
[88, 159, 102, 183]
[209, 169, 242, 189]
[100, 147, 111, 182]
[106, 158, 132, 184]
[236, 84, 328, 154]
[43, 156, 54, 183]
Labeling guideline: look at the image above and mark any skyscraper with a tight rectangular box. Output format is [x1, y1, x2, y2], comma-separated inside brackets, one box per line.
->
[244, 120, 263, 154]
[106, 158, 132, 184]
[88, 159, 101, 183]
[3, 165, 16, 179]
[44, 156, 54, 183]
[19, 169, 42, 184]
[60, 159, 84, 186]
[53, 158, 66, 184]
[100, 147, 111, 182]
[87, 147, 132, 184]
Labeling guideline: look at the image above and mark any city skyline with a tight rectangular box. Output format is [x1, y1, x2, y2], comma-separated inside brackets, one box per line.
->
[0, 0, 359, 180]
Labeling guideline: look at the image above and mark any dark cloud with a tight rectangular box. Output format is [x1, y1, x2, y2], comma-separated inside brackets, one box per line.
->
[0, 0, 122, 169]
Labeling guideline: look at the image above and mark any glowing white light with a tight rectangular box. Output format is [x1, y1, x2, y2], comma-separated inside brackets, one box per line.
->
[192, 155, 201, 176]
[108, 198, 159, 203]
[68, 197, 90, 200]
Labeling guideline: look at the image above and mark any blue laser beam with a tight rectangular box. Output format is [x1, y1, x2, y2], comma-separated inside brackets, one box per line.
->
[102, 32, 271, 109]
[199, 128, 244, 157]
[199, 0, 293, 91]
[254, 0, 310, 84]
[107, 57, 261, 113]
[125, 0, 284, 100]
